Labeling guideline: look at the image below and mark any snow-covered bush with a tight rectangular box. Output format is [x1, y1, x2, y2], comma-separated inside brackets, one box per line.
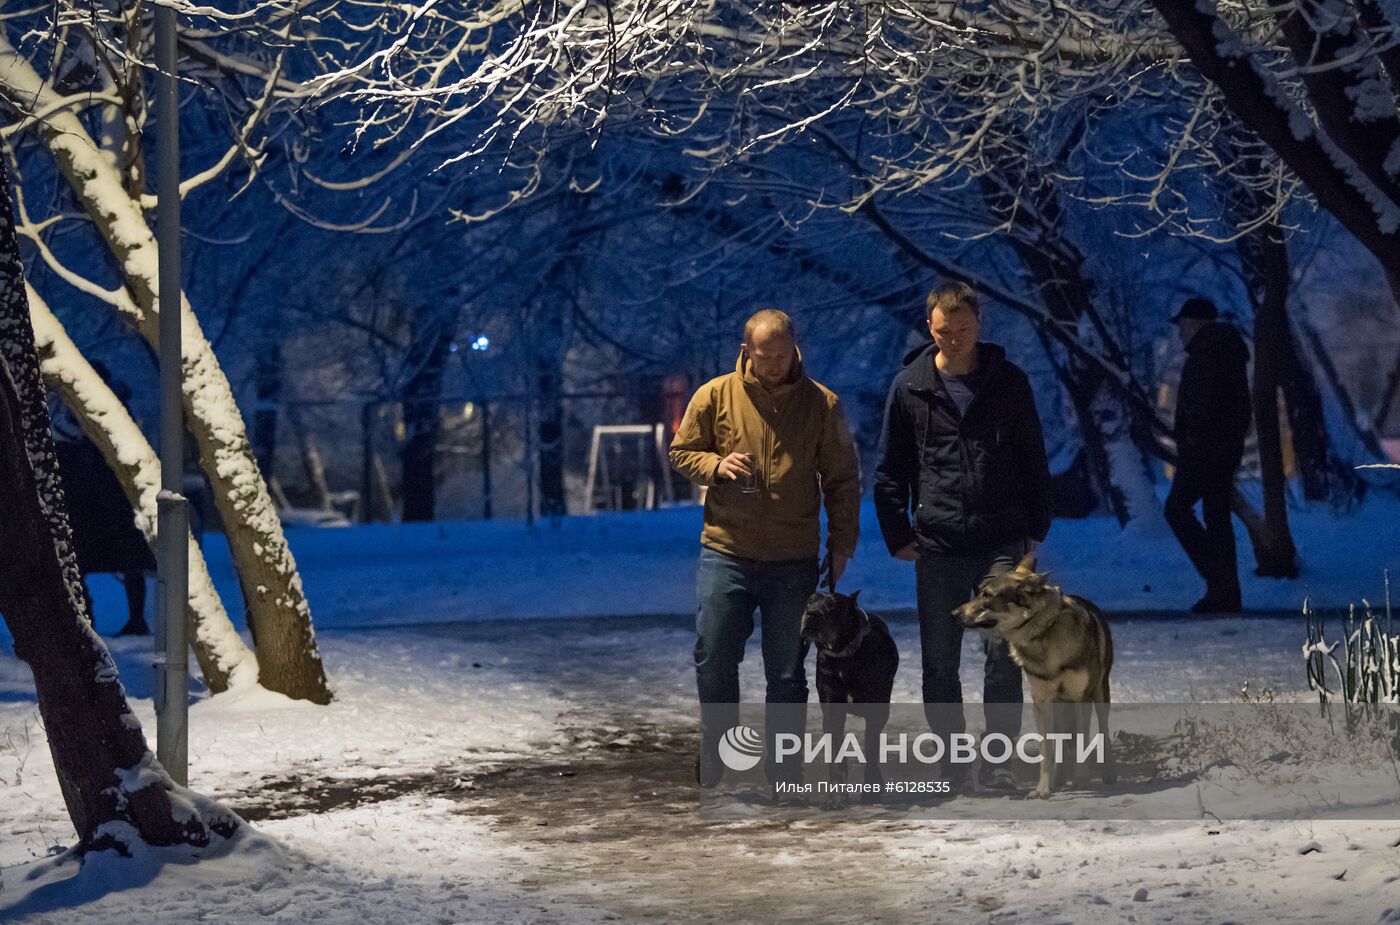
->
[1304, 593, 1399, 705]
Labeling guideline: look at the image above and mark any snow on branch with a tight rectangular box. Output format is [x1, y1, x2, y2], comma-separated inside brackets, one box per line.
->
[294, 0, 1400, 256]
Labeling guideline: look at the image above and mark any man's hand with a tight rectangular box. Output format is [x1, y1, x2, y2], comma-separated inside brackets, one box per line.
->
[893, 542, 920, 562]
[715, 452, 754, 483]
[821, 552, 850, 589]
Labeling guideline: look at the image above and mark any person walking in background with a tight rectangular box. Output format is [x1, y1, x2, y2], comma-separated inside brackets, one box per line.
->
[669, 309, 861, 794]
[1165, 297, 1252, 614]
[873, 282, 1052, 791]
[51, 362, 155, 636]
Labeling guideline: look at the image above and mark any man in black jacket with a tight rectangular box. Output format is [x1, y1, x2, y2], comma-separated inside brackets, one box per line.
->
[874, 282, 1052, 790]
[1166, 297, 1252, 614]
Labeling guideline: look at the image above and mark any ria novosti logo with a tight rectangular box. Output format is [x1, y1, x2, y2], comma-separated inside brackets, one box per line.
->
[717, 725, 764, 771]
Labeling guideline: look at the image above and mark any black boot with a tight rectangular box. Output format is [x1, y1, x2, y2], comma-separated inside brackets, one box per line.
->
[1190, 591, 1242, 615]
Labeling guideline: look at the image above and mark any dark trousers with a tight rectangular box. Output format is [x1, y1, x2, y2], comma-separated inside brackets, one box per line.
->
[694, 547, 819, 781]
[915, 541, 1027, 747]
[1164, 454, 1241, 600]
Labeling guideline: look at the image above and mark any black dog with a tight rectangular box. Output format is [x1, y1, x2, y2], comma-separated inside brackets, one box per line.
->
[799, 590, 899, 800]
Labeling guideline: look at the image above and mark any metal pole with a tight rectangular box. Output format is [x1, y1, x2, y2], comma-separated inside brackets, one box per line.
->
[154, 2, 189, 787]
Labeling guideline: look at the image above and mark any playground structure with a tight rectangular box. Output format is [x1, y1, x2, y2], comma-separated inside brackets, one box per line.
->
[583, 424, 675, 513]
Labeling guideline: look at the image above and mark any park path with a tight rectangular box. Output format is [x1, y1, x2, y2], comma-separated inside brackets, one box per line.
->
[210, 610, 1366, 925]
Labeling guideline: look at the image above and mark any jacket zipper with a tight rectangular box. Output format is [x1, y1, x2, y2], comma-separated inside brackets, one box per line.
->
[958, 416, 970, 534]
[937, 359, 998, 535]
[745, 381, 779, 500]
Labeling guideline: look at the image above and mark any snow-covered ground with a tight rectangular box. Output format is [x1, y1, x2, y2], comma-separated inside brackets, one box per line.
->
[3, 500, 1400, 923]
[182, 495, 1400, 632]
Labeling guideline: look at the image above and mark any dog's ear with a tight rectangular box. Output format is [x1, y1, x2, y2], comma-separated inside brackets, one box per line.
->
[1013, 553, 1038, 576]
[848, 589, 860, 609]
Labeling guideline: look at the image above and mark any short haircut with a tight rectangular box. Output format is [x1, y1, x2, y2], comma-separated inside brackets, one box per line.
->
[743, 309, 797, 344]
[926, 281, 981, 321]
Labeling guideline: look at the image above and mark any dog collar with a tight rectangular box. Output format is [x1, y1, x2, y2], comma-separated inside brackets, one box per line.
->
[820, 608, 872, 658]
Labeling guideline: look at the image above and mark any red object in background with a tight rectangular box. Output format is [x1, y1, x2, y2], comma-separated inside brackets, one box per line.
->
[663, 374, 690, 436]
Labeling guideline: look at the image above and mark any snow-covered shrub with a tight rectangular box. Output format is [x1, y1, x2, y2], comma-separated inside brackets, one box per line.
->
[1304, 593, 1399, 705]
[0, 718, 33, 787]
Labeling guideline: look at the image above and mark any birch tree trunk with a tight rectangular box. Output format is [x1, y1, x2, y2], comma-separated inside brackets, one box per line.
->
[0, 35, 331, 703]
[28, 287, 259, 693]
[0, 157, 239, 850]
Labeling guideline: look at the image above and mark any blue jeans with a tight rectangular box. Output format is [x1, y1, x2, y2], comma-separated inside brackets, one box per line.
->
[694, 547, 819, 777]
[915, 540, 1028, 747]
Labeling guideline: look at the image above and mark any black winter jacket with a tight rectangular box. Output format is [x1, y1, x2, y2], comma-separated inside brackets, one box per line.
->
[874, 342, 1052, 556]
[1174, 321, 1251, 464]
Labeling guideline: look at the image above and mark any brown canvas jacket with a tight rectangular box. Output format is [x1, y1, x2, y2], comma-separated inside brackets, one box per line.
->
[669, 350, 860, 561]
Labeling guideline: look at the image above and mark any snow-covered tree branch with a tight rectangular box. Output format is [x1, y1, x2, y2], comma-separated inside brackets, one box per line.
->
[322, 0, 1400, 306]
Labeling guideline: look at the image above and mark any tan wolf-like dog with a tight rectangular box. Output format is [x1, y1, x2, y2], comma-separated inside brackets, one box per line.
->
[952, 554, 1115, 798]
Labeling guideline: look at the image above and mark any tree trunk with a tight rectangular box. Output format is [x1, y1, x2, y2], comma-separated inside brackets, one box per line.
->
[1278, 312, 1361, 506]
[536, 353, 567, 518]
[400, 325, 454, 522]
[1215, 129, 1361, 510]
[532, 295, 568, 519]
[981, 171, 1158, 526]
[288, 405, 333, 512]
[29, 288, 258, 693]
[1239, 221, 1301, 578]
[0, 39, 331, 703]
[1035, 326, 1129, 522]
[1371, 347, 1400, 440]
[360, 401, 378, 523]
[1034, 328, 1103, 518]
[0, 160, 238, 850]
[1294, 310, 1390, 462]
[481, 399, 494, 519]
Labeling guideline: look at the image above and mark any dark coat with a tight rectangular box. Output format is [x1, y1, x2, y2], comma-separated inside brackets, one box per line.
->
[54, 437, 155, 574]
[1174, 321, 1251, 466]
[874, 342, 1052, 556]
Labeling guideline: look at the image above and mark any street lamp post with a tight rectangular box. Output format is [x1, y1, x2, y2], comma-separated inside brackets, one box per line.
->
[154, 2, 189, 787]
[454, 336, 494, 520]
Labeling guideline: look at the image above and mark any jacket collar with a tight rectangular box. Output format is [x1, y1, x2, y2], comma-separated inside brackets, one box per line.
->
[901, 341, 1006, 394]
[736, 346, 806, 397]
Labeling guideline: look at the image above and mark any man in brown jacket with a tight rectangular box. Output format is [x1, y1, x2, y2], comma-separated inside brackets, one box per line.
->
[670, 309, 861, 789]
